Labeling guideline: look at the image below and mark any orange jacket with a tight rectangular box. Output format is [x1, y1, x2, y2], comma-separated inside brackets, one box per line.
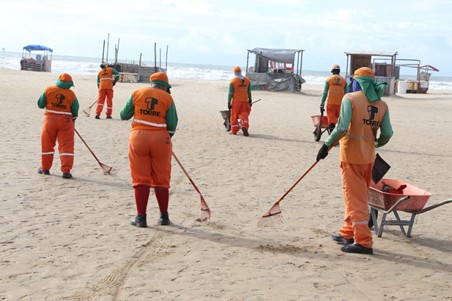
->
[98, 67, 116, 90]
[43, 86, 77, 116]
[325, 74, 347, 105]
[340, 92, 388, 164]
[130, 87, 175, 131]
[229, 77, 251, 103]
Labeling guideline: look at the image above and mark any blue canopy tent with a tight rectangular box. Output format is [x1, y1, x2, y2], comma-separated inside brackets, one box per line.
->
[23, 45, 53, 52]
[21, 44, 53, 72]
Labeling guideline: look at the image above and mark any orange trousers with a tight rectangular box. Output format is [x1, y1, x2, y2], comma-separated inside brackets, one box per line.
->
[339, 162, 373, 248]
[326, 103, 341, 125]
[40, 114, 75, 173]
[128, 129, 172, 188]
[230, 102, 251, 134]
[96, 89, 114, 116]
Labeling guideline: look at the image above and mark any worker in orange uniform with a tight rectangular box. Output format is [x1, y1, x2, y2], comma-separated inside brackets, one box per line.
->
[316, 67, 393, 254]
[95, 63, 120, 119]
[120, 72, 178, 227]
[320, 64, 347, 133]
[37, 73, 79, 179]
[228, 66, 252, 136]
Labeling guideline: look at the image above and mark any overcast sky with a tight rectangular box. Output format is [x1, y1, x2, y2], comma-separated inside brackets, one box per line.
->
[2, 0, 451, 76]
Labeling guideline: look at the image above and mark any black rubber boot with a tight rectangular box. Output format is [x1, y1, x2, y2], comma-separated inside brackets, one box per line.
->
[331, 232, 354, 245]
[62, 172, 72, 179]
[38, 168, 50, 175]
[341, 243, 373, 255]
[131, 214, 147, 228]
[159, 212, 170, 226]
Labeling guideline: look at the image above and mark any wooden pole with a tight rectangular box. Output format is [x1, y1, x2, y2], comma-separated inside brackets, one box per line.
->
[165, 45, 168, 70]
[101, 40, 105, 63]
[106, 33, 110, 63]
[115, 38, 120, 65]
[154, 42, 157, 72]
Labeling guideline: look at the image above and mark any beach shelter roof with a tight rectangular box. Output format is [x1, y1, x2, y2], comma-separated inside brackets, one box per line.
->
[249, 48, 304, 64]
[344, 50, 398, 57]
[419, 65, 439, 72]
[23, 45, 53, 52]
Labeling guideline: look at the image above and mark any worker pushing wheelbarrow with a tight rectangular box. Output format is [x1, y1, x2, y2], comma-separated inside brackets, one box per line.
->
[313, 63, 348, 141]
[220, 99, 261, 134]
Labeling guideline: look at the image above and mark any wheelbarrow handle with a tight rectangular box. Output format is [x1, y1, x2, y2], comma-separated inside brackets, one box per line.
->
[414, 199, 452, 214]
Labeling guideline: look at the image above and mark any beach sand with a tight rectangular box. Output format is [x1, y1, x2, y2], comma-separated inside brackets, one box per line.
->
[1, 68, 451, 300]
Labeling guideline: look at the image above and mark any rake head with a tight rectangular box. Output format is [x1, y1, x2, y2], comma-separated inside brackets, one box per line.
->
[257, 203, 285, 228]
[82, 107, 92, 117]
[100, 163, 116, 175]
[197, 195, 211, 222]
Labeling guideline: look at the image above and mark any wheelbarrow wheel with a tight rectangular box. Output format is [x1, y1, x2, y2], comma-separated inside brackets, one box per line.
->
[313, 126, 322, 141]
[223, 119, 231, 132]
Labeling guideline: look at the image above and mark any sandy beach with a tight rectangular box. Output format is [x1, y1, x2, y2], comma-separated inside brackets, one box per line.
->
[1, 67, 451, 300]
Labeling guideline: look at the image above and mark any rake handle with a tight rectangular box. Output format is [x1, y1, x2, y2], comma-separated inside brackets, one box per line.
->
[172, 151, 204, 197]
[274, 160, 319, 205]
[74, 128, 102, 165]
[88, 99, 99, 109]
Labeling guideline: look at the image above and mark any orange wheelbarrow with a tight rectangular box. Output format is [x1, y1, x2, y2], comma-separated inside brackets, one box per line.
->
[368, 179, 452, 238]
[311, 112, 329, 141]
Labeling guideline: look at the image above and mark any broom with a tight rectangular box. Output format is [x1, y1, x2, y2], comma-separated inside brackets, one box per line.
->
[172, 151, 211, 222]
[75, 128, 116, 175]
[257, 160, 319, 227]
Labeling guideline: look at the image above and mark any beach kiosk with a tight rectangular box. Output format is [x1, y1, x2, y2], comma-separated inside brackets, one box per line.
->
[344, 51, 398, 96]
[21, 45, 53, 72]
[245, 48, 305, 92]
[375, 58, 439, 94]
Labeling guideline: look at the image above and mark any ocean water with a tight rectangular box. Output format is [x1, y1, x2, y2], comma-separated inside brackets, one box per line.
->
[1, 51, 451, 90]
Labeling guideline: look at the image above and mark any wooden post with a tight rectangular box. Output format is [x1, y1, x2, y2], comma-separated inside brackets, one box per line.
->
[114, 38, 120, 65]
[154, 42, 157, 72]
[106, 33, 110, 63]
[165, 45, 168, 70]
[101, 40, 105, 63]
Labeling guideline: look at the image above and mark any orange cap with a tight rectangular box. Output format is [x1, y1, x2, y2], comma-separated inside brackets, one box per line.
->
[149, 72, 171, 88]
[233, 66, 241, 73]
[59, 73, 73, 82]
[331, 64, 340, 70]
[353, 67, 375, 78]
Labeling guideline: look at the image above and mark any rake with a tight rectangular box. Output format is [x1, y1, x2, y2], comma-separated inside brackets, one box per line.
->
[75, 128, 116, 175]
[172, 151, 211, 222]
[82, 99, 98, 117]
[257, 160, 319, 228]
